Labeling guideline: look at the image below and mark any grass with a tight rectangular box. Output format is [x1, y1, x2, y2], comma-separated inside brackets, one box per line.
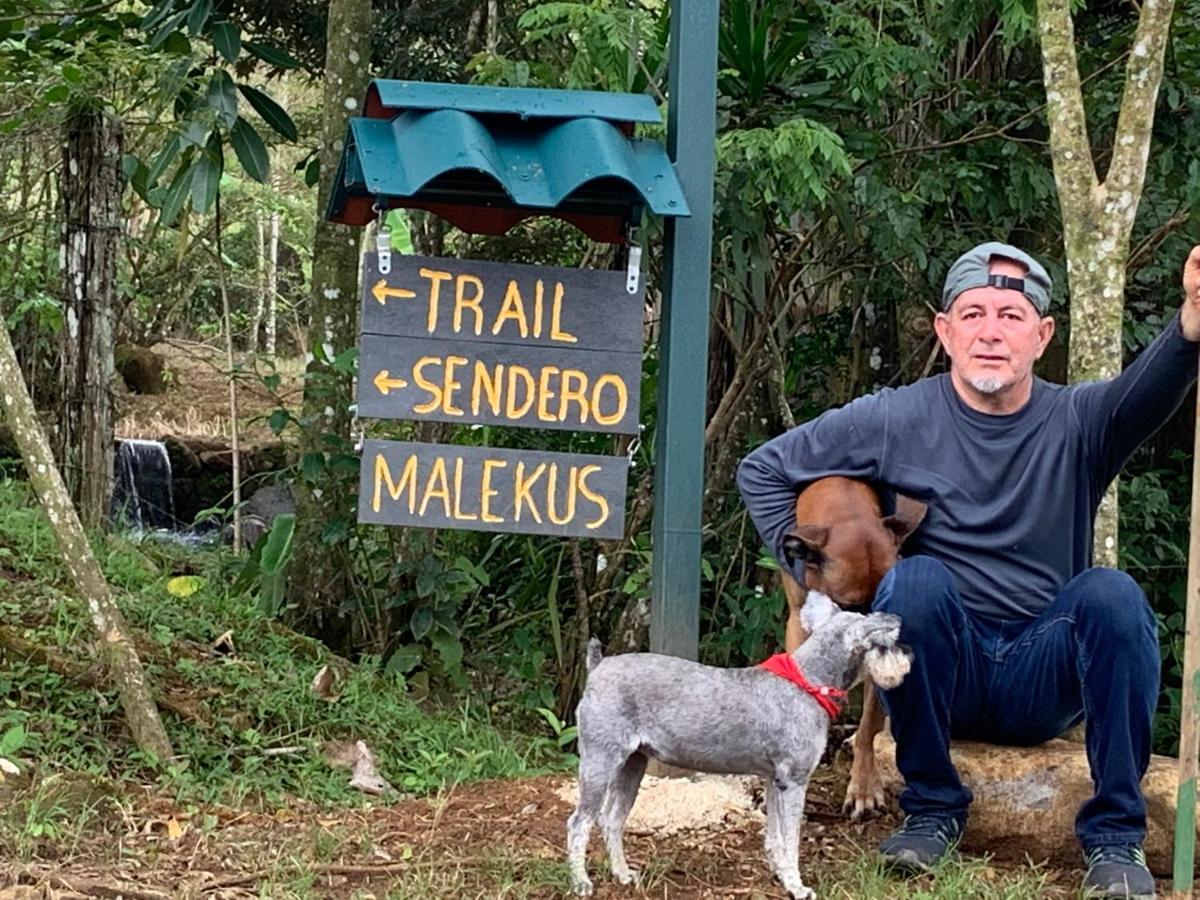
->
[0, 476, 570, 848]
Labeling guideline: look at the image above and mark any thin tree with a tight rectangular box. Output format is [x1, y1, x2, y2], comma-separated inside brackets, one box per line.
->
[0, 317, 173, 759]
[287, 0, 372, 641]
[1036, 0, 1175, 565]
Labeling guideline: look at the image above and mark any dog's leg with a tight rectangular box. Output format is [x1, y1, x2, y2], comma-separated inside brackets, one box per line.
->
[599, 752, 648, 885]
[773, 779, 815, 900]
[843, 679, 887, 819]
[782, 572, 810, 653]
[568, 750, 620, 896]
[763, 778, 786, 872]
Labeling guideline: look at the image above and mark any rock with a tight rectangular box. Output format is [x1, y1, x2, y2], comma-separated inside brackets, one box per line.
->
[873, 733, 1190, 874]
[115, 344, 167, 394]
[240, 484, 295, 547]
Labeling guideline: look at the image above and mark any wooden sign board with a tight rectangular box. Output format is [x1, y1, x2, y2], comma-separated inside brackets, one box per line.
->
[357, 439, 628, 540]
[357, 252, 644, 434]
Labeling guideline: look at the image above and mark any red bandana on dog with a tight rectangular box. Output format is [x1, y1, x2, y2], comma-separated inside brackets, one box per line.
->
[760, 654, 848, 719]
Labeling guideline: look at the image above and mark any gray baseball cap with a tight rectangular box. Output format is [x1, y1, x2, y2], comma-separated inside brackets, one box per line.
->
[941, 241, 1052, 315]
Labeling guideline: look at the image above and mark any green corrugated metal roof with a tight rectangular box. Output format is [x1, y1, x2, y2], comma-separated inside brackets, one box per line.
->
[326, 80, 688, 240]
[364, 80, 662, 124]
[343, 110, 686, 215]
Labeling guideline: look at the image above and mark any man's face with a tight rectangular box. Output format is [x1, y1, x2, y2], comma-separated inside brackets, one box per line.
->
[933, 258, 1055, 411]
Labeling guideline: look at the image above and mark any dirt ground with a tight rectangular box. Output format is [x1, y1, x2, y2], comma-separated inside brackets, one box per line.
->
[0, 764, 1100, 900]
[115, 342, 305, 444]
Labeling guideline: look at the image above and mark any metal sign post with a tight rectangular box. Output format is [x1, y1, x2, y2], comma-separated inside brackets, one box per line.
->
[650, 0, 719, 660]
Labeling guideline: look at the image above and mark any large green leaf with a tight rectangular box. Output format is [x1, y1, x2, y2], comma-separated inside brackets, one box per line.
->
[190, 131, 222, 214]
[259, 513, 295, 575]
[230, 117, 269, 183]
[158, 159, 193, 224]
[236, 84, 297, 141]
[243, 41, 300, 70]
[149, 8, 188, 48]
[210, 21, 240, 62]
[205, 71, 238, 129]
[146, 134, 181, 187]
[186, 0, 212, 36]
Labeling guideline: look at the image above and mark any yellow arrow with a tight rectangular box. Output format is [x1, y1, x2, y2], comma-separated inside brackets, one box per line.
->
[373, 370, 408, 395]
[372, 279, 416, 305]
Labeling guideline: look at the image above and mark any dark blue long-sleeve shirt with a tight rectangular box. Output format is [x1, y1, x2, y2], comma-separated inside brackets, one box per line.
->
[736, 316, 1199, 621]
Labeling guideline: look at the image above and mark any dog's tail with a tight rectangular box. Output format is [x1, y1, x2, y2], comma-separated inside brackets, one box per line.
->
[585, 637, 604, 674]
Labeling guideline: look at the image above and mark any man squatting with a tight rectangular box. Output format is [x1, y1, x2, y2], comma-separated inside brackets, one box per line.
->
[738, 241, 1200, 898]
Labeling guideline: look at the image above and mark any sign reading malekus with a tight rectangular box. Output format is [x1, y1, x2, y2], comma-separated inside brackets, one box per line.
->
[356, 252, 642, 539]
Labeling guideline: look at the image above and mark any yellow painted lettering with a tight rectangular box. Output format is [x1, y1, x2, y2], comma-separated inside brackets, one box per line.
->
[472, 361, 504, 416]
[591, 373, 628, 426]
[418, 268, 453, 333]
[454, 274, 484, 335]
[513, 460, 545, 523]
[550, 282, 577, 343]
[418, 456, 452, 517]
[451, 457, 478, 521]
[442, 355, 467, 416]
[372, 453, 419, 513]
[532, 279, 545, 338]
[577, 465, 610, 529]
[546, 463, 578, 526]
[492, 280, 529, 338]
[480, 459, 507, 524]
[536, 365, 560, 422]
[412, 356, 443, 414]
[505, 365, 535, 420]
[558, 368, 589, 424]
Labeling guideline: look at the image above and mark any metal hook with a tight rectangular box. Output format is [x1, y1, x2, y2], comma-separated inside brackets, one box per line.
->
[374, 202, 392, 275]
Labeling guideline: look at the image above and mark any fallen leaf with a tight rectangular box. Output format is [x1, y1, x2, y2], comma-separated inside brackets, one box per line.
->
[167, 816, 184, 840]
[211, 629, 235, 656]
[167, 575, 206, 597]
[0, 757, 18, 775]
[310, 664, 339, 701]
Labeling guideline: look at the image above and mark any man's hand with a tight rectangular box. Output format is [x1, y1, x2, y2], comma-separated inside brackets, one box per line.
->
[1180, 245, 1200, 341]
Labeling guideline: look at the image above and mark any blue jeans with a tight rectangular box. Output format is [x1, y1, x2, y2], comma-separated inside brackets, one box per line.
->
[873, 556, 1159, 849]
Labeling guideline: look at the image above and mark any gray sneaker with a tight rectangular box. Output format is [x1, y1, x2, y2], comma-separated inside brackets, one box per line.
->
[878, 814, 963, 871]
[1082, 845, 1156, 899]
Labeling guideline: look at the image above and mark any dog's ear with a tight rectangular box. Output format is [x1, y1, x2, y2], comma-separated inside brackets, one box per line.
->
[799, 590, 837, 632]
[782, 525, 828, 568]
[882, 495, 927, 546]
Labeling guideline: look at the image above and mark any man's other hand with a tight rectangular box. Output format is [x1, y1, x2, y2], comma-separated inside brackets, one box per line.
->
[1180, 244, 1200, 341]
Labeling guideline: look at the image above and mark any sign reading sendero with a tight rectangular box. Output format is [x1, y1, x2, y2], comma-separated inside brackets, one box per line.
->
[358, 439, 627, 539]
[358, 253, 643, 434]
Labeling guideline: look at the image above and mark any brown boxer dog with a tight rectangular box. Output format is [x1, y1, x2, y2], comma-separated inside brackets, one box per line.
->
[780, 476, 927, 818]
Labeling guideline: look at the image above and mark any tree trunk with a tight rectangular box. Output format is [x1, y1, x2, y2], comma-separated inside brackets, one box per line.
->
[250, 210, 265, 352]
[0, 316, 173, 760]
[266, 209, 280, 359]
[58, 108, 122, 531]
[288, 0, 372, 644]
[1036, 0, 1174, 566]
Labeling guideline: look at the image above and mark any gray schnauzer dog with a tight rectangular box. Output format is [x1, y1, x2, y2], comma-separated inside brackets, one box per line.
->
[566, 591, 911, 898]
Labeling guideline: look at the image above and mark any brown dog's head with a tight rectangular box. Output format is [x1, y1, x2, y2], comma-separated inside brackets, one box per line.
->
[781, 495, 927, 607]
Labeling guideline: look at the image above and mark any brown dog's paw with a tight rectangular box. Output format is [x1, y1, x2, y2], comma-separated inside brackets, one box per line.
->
[843, 763, 888, 820]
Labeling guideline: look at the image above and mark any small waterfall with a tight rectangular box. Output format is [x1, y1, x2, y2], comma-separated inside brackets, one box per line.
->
[111, 438, 176, 531]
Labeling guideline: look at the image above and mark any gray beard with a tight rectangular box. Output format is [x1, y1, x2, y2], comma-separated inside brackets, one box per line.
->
[967, 375, 1008, 395]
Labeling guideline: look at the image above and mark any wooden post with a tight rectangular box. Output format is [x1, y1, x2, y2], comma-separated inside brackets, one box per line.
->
[1173, 375, 1200, 897]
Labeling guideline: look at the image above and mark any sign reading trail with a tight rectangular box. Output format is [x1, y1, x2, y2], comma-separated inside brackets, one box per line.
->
[355, 251, 642, 538]
[358, 253, 644, 433]
[358, 439, 628, 539]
